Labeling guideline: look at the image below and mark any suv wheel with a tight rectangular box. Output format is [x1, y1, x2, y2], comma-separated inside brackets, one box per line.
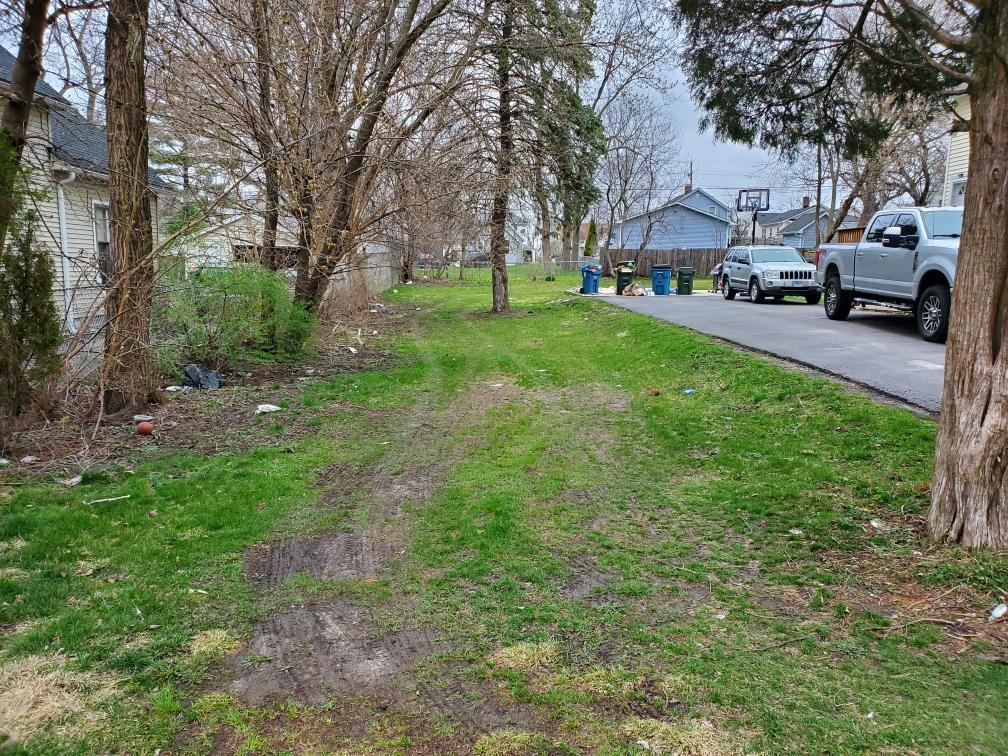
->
[722, 276, 735, 300]
[824, 274, 852, 320]
[749, 278, 765, 303]
[805, 291, 822, 305]
[917, 284, 950, 343]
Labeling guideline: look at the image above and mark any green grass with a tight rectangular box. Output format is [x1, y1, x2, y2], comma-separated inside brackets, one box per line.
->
[1, 264, 1005, 753]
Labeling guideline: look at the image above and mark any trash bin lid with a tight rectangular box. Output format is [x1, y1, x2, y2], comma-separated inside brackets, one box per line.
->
[677, 266, 696, 274]
[652, 264, 672, 270]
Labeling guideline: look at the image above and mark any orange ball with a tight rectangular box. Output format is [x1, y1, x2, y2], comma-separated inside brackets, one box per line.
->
[136, 421, 154, 435]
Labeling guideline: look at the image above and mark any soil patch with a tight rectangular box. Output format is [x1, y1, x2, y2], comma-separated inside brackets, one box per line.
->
[224, 598, 443, 706]
[561, 568, 619, 600]
[244, 532, 397, 588]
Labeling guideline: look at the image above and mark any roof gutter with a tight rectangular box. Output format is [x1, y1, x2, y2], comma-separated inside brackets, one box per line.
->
[54, 169, 78, 333]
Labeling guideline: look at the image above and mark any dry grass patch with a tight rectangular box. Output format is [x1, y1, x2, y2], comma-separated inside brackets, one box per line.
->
[189, 628, 241, 659]
[620, 717, 738, 755]
[0, 538, 26, 554]
[488, 640, 562, 674]
[473, 728, 541, 755]
[561, 665, 641, 702]
[0, 653, 118, 744]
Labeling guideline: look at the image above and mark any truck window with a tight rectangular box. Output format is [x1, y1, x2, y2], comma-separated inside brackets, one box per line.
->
[895, 213, 918, 235]
[921, 209, 963, 238]
[865, 214, 896, 242]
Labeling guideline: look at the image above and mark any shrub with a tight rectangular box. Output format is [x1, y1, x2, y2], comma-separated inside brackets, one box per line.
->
[0, 162, 63, 445]
[152, 264, 313, 371]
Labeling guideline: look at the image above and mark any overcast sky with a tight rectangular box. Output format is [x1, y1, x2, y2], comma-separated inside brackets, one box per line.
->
[664, 79, 814, 213]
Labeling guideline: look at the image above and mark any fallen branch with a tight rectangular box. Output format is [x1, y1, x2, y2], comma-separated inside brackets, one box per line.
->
[84, 494, 131, 505]
[750, 634, 814, 652]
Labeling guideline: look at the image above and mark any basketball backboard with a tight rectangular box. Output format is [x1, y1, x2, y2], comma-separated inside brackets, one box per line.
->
[736, 188, 770, 212]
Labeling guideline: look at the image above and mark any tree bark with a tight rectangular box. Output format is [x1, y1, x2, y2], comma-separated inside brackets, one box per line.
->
[100, 0, 156, 413]
[251, 0, 279, 269]
[534, 166, 554, 278]
[930, 34, 1008, 548]
[0, 0, 49, 253]
[489, 0, 512, 313]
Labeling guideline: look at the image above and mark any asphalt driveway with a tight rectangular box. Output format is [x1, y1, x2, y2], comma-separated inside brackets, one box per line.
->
[601, 292, 945, 411]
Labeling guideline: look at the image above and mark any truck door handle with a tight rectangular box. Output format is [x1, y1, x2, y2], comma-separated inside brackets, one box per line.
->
[879, 253, 888, 258]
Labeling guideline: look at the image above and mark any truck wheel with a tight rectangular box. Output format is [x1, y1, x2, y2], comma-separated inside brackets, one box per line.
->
[749, 278, 765, 303]
[722, 276, 735, 300]
[917, 284, 950, 343]
[805, 291, 822, 305]
[824, 275, 852, 320]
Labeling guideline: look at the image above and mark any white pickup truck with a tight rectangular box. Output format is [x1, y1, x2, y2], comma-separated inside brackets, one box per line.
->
[814, 207, 962, 342]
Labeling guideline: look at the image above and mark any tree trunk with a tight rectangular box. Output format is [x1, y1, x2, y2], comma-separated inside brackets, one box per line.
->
[489, 0, 512, 314]
[400, 244, 415, 283]
[0, 0, 49, 253]
[533, 163, 554, 277]
[100, 0, 155, 413]
[251, 0, 279, 270]
[293, 190, 314, 301]
[930, 44, 1008, 548]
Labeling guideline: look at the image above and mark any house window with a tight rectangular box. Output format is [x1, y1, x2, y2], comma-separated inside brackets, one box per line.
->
[950, 177, 967, 207]
[94, 204, 110, 283]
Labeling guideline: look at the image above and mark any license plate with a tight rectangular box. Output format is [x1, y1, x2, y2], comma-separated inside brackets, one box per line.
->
[792, 279, 805, 286]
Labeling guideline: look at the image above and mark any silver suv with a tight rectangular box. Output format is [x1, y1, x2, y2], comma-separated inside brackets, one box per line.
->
[722, 245, 822, 304]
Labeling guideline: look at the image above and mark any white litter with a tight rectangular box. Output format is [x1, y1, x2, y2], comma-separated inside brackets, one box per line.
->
[20, 455, 38, 463]
[683, 389, 695, 395]
[347, 346, 358, 355]
[164, 385, 184, 392]
[491, 383, 505, 388]
[61, 475, 83, 487]
[989, 603, 1007, 623]
[0, 458, 8, 466]
[256, 404, 282, 414]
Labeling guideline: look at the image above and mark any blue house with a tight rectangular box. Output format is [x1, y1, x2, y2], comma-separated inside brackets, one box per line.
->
[608, 187, 731, 251]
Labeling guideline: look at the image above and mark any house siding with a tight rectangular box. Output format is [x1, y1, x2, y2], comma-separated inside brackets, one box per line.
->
[14, 99, 163, 331]
[942, 94, 970, 206]
[678, 190, 729, 220]
[612, 205, 729, 251]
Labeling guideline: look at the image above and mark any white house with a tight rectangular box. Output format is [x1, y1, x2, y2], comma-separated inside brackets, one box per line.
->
[941, 92, 970, 207]
[0, 46, 167, 334]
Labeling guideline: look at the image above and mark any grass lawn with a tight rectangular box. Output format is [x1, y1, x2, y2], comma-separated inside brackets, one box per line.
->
[1, 265, 1006, 754]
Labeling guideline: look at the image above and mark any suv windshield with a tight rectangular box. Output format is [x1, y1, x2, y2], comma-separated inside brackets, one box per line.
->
[752, 247, 805, 264]
[922, 209, 963, 238]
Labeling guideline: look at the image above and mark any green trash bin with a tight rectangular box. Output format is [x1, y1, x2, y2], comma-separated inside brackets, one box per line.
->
[615, 260, 636, 295]
[676, 266, 695, 295]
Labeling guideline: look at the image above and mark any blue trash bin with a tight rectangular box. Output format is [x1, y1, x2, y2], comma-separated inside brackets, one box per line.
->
[580, 264, 602, 294]
[651, 264, 673, 295]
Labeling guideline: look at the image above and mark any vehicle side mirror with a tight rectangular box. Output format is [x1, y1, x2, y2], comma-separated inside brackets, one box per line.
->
[882, 227, 902, 248]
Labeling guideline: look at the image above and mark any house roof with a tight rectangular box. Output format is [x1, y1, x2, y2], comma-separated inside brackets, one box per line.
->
[780, 208, 839, 234]
[758, 206, 809, 225]
[0, 45, 169, 190]
[0, 45, 66, 102]
[612, 188, 731, 227]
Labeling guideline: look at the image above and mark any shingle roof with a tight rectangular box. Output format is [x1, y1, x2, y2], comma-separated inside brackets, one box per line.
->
[780, 208, 829, 234]
[0, 45, 66, 102]
[759, 207, 808, 225]
[0, 45, 168, 189]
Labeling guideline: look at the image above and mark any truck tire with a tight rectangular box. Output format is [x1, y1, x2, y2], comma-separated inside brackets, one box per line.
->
[805, 291, 822, 305]
[722, 275, 736, 300]
[749, 278, 765, 303]
[824, 274, 852, 320]
[916, 284, 950, 343]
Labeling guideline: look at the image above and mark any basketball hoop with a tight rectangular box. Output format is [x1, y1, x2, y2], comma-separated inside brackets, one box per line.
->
[737, 189, 770, 244]
[736, 188, 770, 213]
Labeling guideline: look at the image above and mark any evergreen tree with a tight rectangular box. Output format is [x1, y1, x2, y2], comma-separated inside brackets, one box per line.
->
[676, 0, 1007, 547]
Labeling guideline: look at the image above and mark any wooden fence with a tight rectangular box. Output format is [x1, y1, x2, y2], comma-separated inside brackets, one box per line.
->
[600, 248, 726, 278]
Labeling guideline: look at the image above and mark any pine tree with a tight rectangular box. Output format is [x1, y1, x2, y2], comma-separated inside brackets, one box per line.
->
[676, 0, 1007, 547]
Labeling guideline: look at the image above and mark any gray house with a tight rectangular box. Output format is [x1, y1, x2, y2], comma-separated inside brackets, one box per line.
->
[780, 209, 850, 250]
[608, 187, 731, 251]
